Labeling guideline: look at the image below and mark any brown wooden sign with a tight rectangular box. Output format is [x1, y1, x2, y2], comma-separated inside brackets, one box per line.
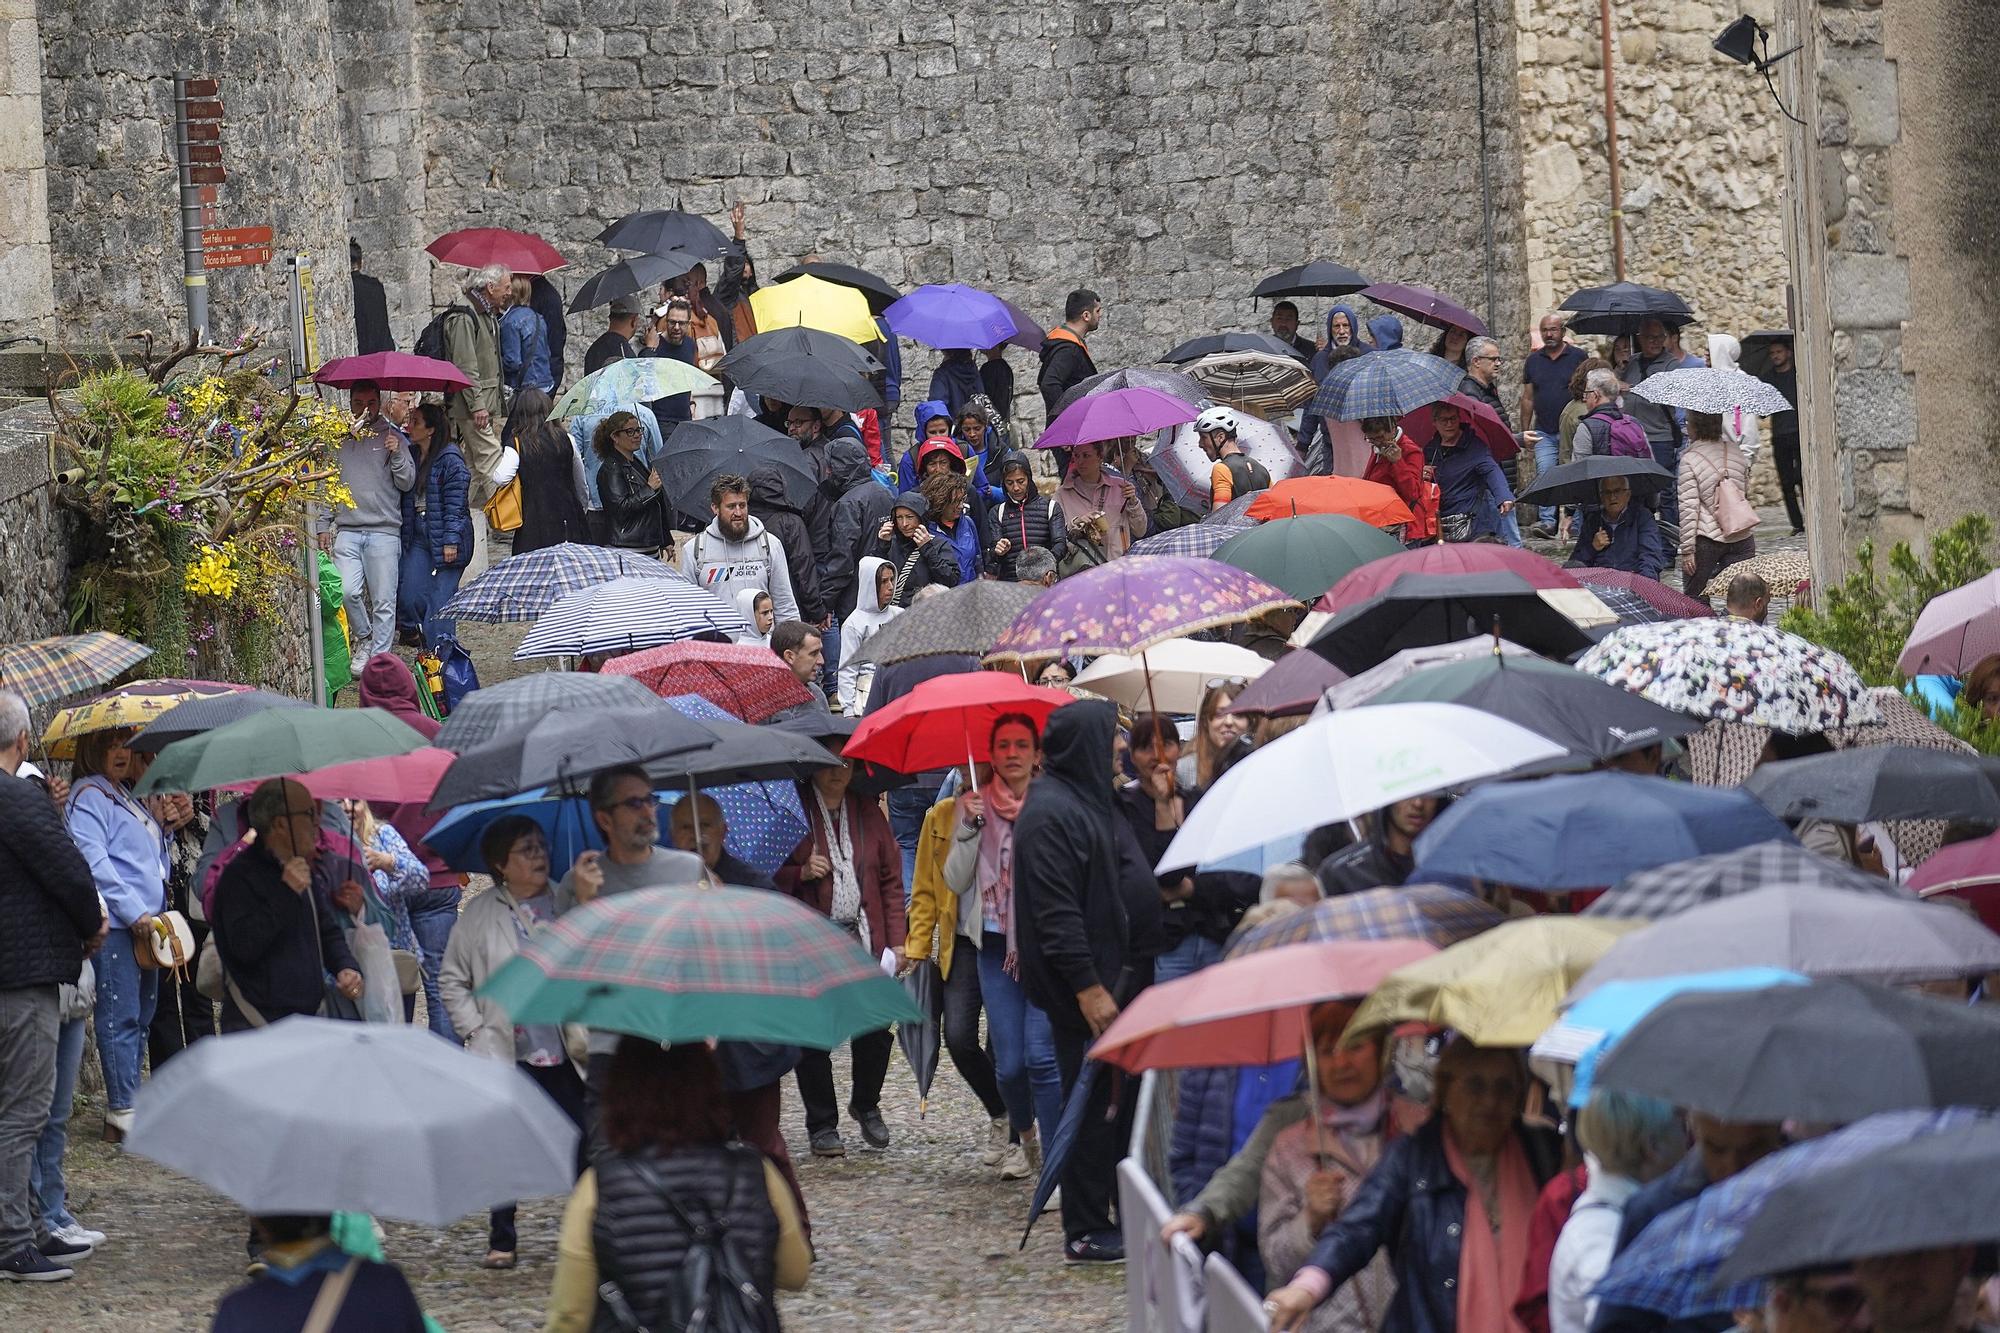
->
[203, 226, 273, 249]
[187, 144, 222, 164]
[203, 246, 273, 270]
[189, 166, 227, 185]
[184, 121, 220, 142]
[184, 77, 219, 97]
[183, 100, 223, 121]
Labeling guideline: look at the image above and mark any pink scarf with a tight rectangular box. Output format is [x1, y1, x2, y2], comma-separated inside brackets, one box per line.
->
[977, 779, 1027, 975]
[1443, 1129, 1537, 1333]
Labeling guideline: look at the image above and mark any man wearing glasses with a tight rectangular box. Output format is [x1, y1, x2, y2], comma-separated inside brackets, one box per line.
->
[1459, 336, 1526, 547]
[640, 297, 698, 440]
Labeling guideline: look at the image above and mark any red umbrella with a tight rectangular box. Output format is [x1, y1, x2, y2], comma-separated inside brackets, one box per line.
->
[1243, 476, 1415, 527]
[425, 227, 567, 274]
[314, 351, 472, 393]
[601, 642, 811, 723]
[1569, 568, 1715, 620]
[216, 746, 455, 804]
[1398, 392, 1519, 462]
[1317, 543, 1580, 612]
[845, 673, 1073, 778]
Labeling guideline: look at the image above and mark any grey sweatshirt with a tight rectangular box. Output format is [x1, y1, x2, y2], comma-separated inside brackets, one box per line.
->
[332, 420, 417, 533]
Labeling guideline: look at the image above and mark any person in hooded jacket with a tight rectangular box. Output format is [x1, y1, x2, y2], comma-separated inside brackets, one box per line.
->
[897, 402, 1002, 505]
[955, 397, 1011, 486]
[834, 557, 900, 715]
[927, 348, 984, 420]
[985, 450, 1068, 580]
[822, 439, 895, 619]
[870, 492, 961, 607]
[1368, 314, 1405, 351]
[1298, 305, 1366, 466]
[747, 467, 827, 629]
[1316, 798, 1437, 896]
[980, 349, 1015, 422]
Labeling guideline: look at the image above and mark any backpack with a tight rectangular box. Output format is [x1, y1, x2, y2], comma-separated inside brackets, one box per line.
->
[1602, 411, 1653, 460]
[1221, 451, 1272, 497]
[598, 1154, 777, 1333]
[413, 304, 470, 386]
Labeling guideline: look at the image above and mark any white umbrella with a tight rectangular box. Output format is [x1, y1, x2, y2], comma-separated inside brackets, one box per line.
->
[1153, 702, 1567, 873]
[1072, 640, 1272, 714]
[1151, 416, 1305, 511]
[514, 574, 749, 660]
[126, 1017, 580, 1225]
[1319, 635, 1539, 711]
[1626, 366, 1792, 416]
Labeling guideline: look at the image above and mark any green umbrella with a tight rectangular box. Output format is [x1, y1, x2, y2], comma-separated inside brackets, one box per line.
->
[134, 707, 428, 796]
[551, 358, 715, 419]
[1212, 514, 1403, 602]
[479, 885, 920, 1049]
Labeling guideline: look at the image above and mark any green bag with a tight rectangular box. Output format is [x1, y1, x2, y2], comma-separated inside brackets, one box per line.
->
[317, 550, 352, 704]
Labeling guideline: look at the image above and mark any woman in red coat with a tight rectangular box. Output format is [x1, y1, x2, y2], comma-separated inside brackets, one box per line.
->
[1360, 416, 1437, 546]
[776, 747, 907, 1159]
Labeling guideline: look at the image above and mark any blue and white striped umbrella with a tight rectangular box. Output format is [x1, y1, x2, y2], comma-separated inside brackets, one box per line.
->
[1306, 348, 1465, 422]
[514, 575, 750, 661]
[1130, 522, 1253, 559]
[440, 543, 685, 622]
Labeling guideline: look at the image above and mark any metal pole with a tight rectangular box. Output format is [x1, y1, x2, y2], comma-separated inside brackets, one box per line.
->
[302, 529, 327, 704]
[171, 74, 209, 340]
[1600, 0, 1627, 280]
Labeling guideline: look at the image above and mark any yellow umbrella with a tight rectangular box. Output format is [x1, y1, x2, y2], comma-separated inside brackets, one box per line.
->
[750, 274, 878, 345]
[41, 679, 247, 758]
[1347, 915, 1643, 1048]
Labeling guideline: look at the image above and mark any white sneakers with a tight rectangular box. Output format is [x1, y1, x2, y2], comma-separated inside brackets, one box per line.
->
[50, 1223, 105, 1249]
[981, 1118, 1009, 1167]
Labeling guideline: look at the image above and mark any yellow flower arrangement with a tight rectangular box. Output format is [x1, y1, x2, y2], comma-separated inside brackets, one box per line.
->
[183, 542, 240, 599]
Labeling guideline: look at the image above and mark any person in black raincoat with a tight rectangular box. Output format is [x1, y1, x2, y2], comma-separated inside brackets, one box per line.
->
[869, 492, 960, 608]
[748, 466, 827, 628]
[1315, 797, 1439, 896]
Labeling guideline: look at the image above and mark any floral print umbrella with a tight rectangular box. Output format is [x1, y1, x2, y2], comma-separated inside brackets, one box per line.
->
[983, 556, 1296, 666]
[1576, 619, 1878, 736]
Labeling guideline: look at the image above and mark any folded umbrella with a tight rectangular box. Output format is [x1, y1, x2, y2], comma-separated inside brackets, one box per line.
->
[596, 209, 731, 258]
[425, 227, 566, 274]
[135, 707, 428, 796]
[440, 543, 689, 623]
[1252, 260, 1370, 298]
[565, 251, 703, 314]
[1070, 640, 1271, 715]
[1223, 646, 1346, 719]
[772, 261, 902, 314]
[1306, 348, 1465, 423]
[850, 580, 1042, 667]
[513, 575, 750, 660]
[1358, 282, 1487, 335]
[1320, 635, 1539, 709]
[130, 688, 312, 754]
[1627, 366, 1792, 416]
[1397, 392, 1520, 463]
[845, 673, 1073, 779]
[313, 351, 470, 393]
[1227, 883, 1507, 956]
[896, 960, 942, 1117]
[1898, 569, 2000, 677]
[1317, 542, 1579, 614]
[1033, 386, 1201, 451]
[550, 356, 715, 419]
[984, 556, 1295, 665]
[127, 1017, 579, 1226]
[883, 282, 1026, 350]
[1567, 568, 1715, 621]
[1411, 771, 1794, 889]
[42, 678, 248, 758]
[1515, 455, 1674, 508]
[0, 632, 152, 708]
[1052, 366, 1207, 418]
[434, 672, 659, 752]
[748, 273, 878, 345]
[600, 640, 813, 723]
[1242, 476, 1414, 527]
[1022, 1058, 1099, 1249]
[712, 326, 884, 412]
[1185, 351, 1319, 417]
[1213, 515, 1404, 603]
[1306, 572, 1597, 674]
[1162, 331, 1304, 364]
[1584, 838, 1913, 919]
[1745, 744, 2000, 828]
[1576, 619, 1879, 735]
[426, 706, 718, 811]
[652, 415, 816, 515]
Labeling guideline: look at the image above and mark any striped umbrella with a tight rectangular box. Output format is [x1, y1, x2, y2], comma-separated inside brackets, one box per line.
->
[600, 641, 811, 723]
[42, 679, 248, 757]
[513, 576, 750, 660]
[0, 633, 154, 708]
[441, 543, 687, 622]
[1129, 522, 1253, 559]
[1307, 349, 1465, 423]
[433, 672, 661, 752]
[1185, 351, 1318, 416]
[478, 886, 921, 1048]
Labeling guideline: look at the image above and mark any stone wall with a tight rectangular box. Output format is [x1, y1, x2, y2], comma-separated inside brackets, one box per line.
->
[36, 0, 356, 369]
[335, 0, 429, 349]
[0, 401, 73, 649]
[0, 0, 54, 341]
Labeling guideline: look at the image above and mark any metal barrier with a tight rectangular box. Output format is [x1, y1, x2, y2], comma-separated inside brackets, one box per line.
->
[1204, 1252, 1271, 1333]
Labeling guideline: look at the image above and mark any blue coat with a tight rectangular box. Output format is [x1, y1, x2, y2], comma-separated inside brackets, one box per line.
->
[498, 304, 552, 393]
[401, 441, 473, 568]
[1568, 504, 1669, 582]
[1424, 437, 1513, 536]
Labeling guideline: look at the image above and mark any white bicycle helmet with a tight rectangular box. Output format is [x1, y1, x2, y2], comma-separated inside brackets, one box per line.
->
[1194, 406, 1239, 436]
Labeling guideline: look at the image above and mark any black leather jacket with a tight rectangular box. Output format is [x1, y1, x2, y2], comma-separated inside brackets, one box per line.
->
[598, 450, 667, 551]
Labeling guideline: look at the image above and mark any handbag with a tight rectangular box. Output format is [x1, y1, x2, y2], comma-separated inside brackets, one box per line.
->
[435, 636, 480, 713]
[133, 911, 196, 978]
[483, 476, 524, 533]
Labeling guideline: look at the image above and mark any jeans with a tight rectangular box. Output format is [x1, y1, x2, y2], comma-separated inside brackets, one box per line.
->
[818, 616, 841, 703]
[0, 986, 58, 1255]
[334, 529, 402, 661]
[405, 885, 462, 1042]
[977, 935, 1063, 1141]
[794, 1028, 893, 1137]
[489, 1060, 587, 1252]
[397, 546, 466, 651]
[885, 784, 937, 902]
[93, 928, 158, 1112]
[1153, 933, 1223, 984]
[29, 1016, 86, 1233]
[938, 939, 1006, 1121]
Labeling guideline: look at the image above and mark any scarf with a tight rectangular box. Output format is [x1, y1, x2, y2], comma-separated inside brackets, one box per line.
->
[977, 779, 1028, 975]
[1444, 1129, 1537, 1333]
[814, 787, 864, 945]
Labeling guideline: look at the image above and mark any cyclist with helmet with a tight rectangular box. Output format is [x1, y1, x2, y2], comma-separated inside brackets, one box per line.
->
[1194, 406, 1272, 506]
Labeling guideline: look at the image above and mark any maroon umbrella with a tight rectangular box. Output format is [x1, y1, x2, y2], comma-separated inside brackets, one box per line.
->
[1398, 392, 1519, 463]
[1569, 569, 1715, 621]
[1361, 282, 1489, 337]
[314, 352, 473, 393]
[1316, 544, 1580, 613]
[425, 227, 566, 274]
[1224, 647, 1346, 719]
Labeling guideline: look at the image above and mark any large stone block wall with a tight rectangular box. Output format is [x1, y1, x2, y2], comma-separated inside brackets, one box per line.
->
[0, 0, 54, 340]
[36, 0, 356, 368]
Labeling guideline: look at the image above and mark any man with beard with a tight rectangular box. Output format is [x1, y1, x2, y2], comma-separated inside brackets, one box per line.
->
[679, 475, 801, 622]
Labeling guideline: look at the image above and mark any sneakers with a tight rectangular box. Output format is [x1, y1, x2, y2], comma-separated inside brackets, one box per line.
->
[0, 1245, 72, 1282]
[809, 1128, 846, 1158]
[982, 1117, 1010, 1167]
[856, 1109, 891, 1149]
[1063, 1235, 1126, 1266]
[49, 1222, 105, 1249]
[1024, 1134, 1043, 1174]
[39, 1234, 92, 1264]
[998, 1141, 1033, 1180]
[101, 1107, 133, 1144]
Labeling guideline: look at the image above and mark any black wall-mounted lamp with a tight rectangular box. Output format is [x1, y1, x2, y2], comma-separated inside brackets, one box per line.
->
[1715, 15, 1806, 123]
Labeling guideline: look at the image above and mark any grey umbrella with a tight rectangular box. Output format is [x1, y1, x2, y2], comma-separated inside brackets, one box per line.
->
[435, 672, 661, 752]
[1592, 978, 2000, 1123]
[1569, 884, 2000, 1001]
[1052, 366, 1208, 418]
[1583, 839, 1913, 919]
[1716, 1119, 2000, 1285]
[126, 1018, 579, 1225]
[1744, 745, 2000, 828]
[851, 579, 1042, 667]
[129, 689, 312, 754]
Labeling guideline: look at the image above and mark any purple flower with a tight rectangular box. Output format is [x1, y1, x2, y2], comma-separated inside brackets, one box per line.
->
[166, 402, 182, 421]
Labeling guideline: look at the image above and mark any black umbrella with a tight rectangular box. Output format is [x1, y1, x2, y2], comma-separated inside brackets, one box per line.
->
[852, 580, 1043, 667]
[771, 261, 902, 315]
[655, 416, 817, 515]
[1052, 365, 1207, 418]
[1305, 572, 1597, 674]
[129, 690, 312, 754]
[1716, 1119, 2000, 1285]
[1252, 261, 1371, 299]
[1516, 456, 1675, 508]
[1744, 745, 2000, 828]
[1559, 281, 1694, 325]
[426, 707, 717, 811]
[896, 960, 942, 1117]
[640, 717, 839, 788]
[1161, 332, 1306, 364]
[764, 706, 906, 794]
[566, 252, 702, 314]
[1737, 329, 1795, 381]
[1021, 1059, 1100, 1250]
[597, 210, 731, 259]
[713, 326, 884, 412]
[1594, 978, 2000, 1125]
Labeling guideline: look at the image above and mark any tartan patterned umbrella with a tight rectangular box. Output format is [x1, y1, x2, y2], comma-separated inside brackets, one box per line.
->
[1585, 838, 1916, 919]
[514, 576, 750, 660]
[1576, 619, 1877, 736]
[600, 641, 811, 723]
[1306, 348, 1465, 423]
[1568, 568, 1714, 621]
[441, 543, 686, 622]
[433, 672, 661, 752]
[984, 556, 1296, 665]
[1185, 351, 1318, 416]
[0, 632, 153, 708]
[851, 579, 1043, 667]
[1129, 522, 1253, 560]
[42, 679, 247, 758]
[1584, 583, 1682, 627]
[478, 886, 922, 1048]
[1226, 884, 1507, 958]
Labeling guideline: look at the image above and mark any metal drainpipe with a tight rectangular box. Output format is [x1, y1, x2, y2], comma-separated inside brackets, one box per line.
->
[1601, 0, 1627, 279]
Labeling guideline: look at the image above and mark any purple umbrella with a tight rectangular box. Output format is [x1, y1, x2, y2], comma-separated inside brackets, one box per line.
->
[1361, 282, 1489, 336]
[883, 283, 1025, 351]
[984, 556, 1297, 664]
[1033, 387, 1202, 451]
[996, 297, 1046, 352]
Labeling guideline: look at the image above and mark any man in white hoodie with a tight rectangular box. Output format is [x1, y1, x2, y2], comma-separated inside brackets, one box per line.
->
[835, 556, 901, 714]
[679, 474, 801, 622]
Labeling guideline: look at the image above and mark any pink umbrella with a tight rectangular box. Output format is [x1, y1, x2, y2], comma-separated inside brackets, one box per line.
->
[1316, 543, 1579, 612]
[1898, 571, 2000, 677]
[315, 352, 472, 393]
[1032, 387, 1201, 451]
[217, 747, 454, 804]
[1398, 392, 1519, 462]
[425, 227, 567, 274]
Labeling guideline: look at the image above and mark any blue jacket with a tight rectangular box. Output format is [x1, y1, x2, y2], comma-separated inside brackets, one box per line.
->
[498, 304, 552, 394]
[1306, 1118, 1561, 1333]
[1568, 504, 1668, 581]
[930, 513, 984, 583]
[402, 440, 473, 568]
[1424, 437, 1514, 536]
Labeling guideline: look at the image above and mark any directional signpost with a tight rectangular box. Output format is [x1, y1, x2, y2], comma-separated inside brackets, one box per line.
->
[174, 73, 277, 338]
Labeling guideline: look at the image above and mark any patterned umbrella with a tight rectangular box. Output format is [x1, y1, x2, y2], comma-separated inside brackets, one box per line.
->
[1568, 568, 1714, 621]
[1185, 351, 1318, 416]
[983, 557, 1296, 665]
[1227, 884, 1507, 957]
[1359, 282, 1488, 335]
[1586, 583, 1683, 627]
[1243, 476, 1414, 527]
[1306, 349, 1466, 423]
[1627, 366, 1792, 416]
[42, 679, 247, 757]
[1151, 417, 1305, 511]
[550, 357, 715, 419]
[513, 576, 750, 660]
[1129, 522, 1253, 559]
[433, 672, 660, 752]
[1899, 569, 2000, 677]
[1161, 332, 1304, 364]
[1033, 387, 1202, 451]
[1204, 491, 1267, 526]
[130, 689, 312, 754]
[1584, 839, 1915, 919]
[1214, 515, 1404, 603]
[600, 641, 811, 723]
[441, 544, 687, 622]
[1053, 366, 1208, 418]
[0, 632, 153, 708]
[1576, 619, 1878, 735]
[657, 693, 811, 873]
[1711, 549, 1814, 613]
[1318, 542, 1579, 613]
[477, 885, 921, 1048]
[850, 580, 1042, 667]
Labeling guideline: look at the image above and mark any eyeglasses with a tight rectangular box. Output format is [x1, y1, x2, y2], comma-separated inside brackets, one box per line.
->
[1205, 676, 1247, 691]
[613, 426, 643, 437]
[665, 320, 691, 330]
[605, 795, 661, 813]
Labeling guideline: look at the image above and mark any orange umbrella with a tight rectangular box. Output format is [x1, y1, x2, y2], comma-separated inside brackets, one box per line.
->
[1244, 476, 1416, 528]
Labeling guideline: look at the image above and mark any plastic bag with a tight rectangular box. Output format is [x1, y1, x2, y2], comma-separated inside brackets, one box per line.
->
[435, 636, 480, 713]
[346, 922, 403, 1025]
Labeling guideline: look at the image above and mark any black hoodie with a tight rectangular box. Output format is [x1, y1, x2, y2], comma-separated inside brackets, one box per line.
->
[747, 467, 827, 623]
[823, 439, 894, 617]
[869, 491, 961, 608]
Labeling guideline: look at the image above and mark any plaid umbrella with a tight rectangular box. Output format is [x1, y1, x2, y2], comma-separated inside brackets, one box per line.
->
[42, 679, 247, 758]
[0, 632, 153, 708]
[441, 544, 687, 622]
[434, 672, 660, 752]
[1185, 351, 1318, 416]
[1151, 417, 1305, 511]
[984, 556, 1296, 665]
[1627, 366, 1791, 416]
[513, 576, 750, 660]
[1307, 349, 1466, 423]
[1227, 884, 1507, 957]
[851, 579, 1042, 667]
[1587, 584, 1683, 626]
[1129, 522, 1253, 559]
[1577, 619, 1877, 735]
[1586, 838, 1916, 919]
[1053, 366, 1207, 418]
[478, 886, 921, 1048]
[1568, 568, 1714, 620]
[600, 641, 811, 722]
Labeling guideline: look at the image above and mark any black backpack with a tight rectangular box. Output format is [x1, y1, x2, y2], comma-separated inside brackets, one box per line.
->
[413, 304, 470, 387]
[1222, 451, 1272, 496]
[597, 1154, 776, 1333]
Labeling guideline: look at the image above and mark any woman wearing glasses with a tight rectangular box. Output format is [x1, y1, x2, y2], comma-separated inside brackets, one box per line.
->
[591, 410, 669, 558]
